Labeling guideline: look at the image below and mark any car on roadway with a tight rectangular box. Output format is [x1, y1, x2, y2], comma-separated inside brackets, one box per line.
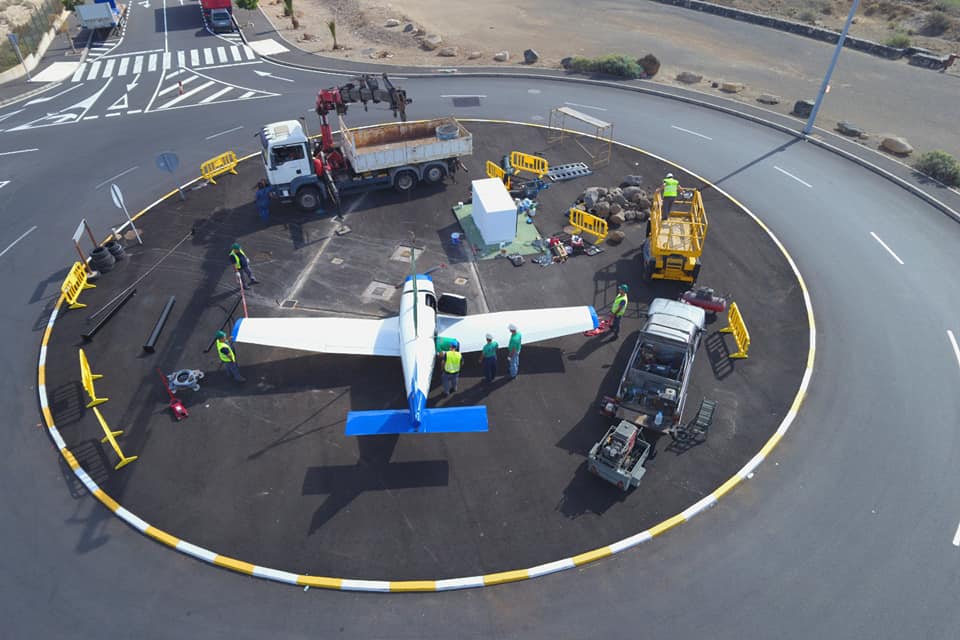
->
[210, 8, 234, 32]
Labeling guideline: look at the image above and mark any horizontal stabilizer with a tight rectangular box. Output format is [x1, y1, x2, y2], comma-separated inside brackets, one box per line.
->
[345, 406, 488, 436]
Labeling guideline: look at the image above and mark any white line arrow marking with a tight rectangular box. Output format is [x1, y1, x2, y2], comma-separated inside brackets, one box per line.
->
[253, 69, 294, 83]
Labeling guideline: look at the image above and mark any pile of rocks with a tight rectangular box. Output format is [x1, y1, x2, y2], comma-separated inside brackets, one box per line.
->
[572, 176, 652, 245]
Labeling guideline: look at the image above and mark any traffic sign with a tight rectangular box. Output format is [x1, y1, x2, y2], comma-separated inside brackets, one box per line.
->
[156, 152, 179, 174]
[110, 183, 125, 210]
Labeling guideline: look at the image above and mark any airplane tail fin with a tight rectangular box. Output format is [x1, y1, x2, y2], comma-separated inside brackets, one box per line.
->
[345, 406, 488, 436]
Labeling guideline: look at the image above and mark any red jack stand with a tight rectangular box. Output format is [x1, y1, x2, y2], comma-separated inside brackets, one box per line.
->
[584, 316, 613, 337]
[157, 368, 189, 421]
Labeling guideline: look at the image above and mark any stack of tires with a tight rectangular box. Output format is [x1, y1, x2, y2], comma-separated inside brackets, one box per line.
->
[90, 242, 121, 273]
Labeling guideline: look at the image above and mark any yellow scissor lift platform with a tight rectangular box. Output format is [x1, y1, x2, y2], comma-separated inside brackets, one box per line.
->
[641, 188, 708, 283]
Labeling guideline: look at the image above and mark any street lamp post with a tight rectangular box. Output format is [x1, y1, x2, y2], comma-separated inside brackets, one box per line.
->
[803, 0, 861, 136]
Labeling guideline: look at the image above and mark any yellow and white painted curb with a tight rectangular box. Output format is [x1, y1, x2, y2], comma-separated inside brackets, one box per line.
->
[37, 119, 815, 591]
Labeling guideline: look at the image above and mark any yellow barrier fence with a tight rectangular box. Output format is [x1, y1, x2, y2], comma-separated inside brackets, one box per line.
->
[720, 301, 751, 359]
[200, 151, 239, 184]
[60, 261, 96, 310]
[569, 208, 609, 242]
[92, 406, 138, 470]
[79, 348, 108, 408]
[509, 151, 548, 178]
[485, 160, 510, 188]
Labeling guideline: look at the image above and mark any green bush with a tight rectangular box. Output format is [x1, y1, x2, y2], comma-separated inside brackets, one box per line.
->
[567, 54, 644, 79]
[234, 0, 258, 9]
[885, 31, 911, 48]
[915, 150, 960, 186]
[799, 10, 816, 23]
[638, 53, 660, 77]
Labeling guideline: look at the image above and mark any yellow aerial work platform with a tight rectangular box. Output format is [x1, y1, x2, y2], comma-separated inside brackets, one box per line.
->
[641, 188, 708, 283]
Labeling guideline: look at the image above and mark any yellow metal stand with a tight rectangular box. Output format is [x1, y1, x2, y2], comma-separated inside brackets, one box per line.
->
[720, 302, 751, 359]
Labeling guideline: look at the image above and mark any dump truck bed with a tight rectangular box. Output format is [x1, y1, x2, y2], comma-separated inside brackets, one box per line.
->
[339, 116, 473, 174]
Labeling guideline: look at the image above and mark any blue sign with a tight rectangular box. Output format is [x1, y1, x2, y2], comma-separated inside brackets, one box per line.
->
[7, 33, 18, 47]
[156, 152, 180, 174]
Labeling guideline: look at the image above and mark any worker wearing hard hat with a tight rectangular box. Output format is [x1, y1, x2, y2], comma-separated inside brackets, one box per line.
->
[439, 342, 462, 396]
[610, 284, 629, 340]
[215, 330, 246, 382]
[480, 333, 499, 382]
[229, 242, 258, 289]
[507, 324, 522, 379]
[657, 172, 680, 217]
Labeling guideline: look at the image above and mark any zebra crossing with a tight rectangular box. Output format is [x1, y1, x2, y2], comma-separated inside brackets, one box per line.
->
[70, 45, 258, 83]
[87, 38, 123, 62]
[147, 68, 278, 112]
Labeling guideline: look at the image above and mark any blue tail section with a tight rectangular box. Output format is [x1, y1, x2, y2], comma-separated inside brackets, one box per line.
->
[345, 405, 488, 436]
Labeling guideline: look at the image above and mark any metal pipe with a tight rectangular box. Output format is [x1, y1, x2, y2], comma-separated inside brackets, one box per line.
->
[803, 0, 861, 136]
[82, 289, 136, 342]
[143, 296, 176, 353]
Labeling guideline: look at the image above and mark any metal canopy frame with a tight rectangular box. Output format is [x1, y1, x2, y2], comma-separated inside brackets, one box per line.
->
[547, 106, 613, 167]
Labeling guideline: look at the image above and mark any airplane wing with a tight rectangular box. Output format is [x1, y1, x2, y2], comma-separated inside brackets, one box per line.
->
[232, 317, 401, 356]
[436, 306, 598, 353]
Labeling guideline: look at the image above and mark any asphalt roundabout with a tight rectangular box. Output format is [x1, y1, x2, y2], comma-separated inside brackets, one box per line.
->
[38, 120, 813, 590]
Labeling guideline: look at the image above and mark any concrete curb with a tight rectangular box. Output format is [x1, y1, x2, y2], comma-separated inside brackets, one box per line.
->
[37, 120, 816, 592]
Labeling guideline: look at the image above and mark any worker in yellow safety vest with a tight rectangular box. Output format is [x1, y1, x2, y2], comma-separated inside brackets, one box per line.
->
[610, 284, 629, 340]
[658, 172, 679, 217]
[229, 243, 258, 289]
[215, 330, 246, 382]
[439, 342, 462, 396]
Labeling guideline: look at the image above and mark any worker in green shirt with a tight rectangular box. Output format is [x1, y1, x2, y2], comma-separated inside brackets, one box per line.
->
[507, 323, 522, 379]
[610, 283, 629, 340]
[657, 172, 680, 217]
[439, 342, 462, 396]
[480, 333, 499, 382]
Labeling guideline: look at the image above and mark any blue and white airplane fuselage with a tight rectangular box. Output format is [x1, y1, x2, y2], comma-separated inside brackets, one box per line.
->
[398, 274, 438, 428]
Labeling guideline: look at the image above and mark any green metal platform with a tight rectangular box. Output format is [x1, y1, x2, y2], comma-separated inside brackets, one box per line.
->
[451, 203, 543, 260]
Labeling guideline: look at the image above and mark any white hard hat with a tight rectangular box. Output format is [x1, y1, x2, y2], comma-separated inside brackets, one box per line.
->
[485, 333, 493, 340]
[665, 172, 674, 178]
[508, 324, 518, 332]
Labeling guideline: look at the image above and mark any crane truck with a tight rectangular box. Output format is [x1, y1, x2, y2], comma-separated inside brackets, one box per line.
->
[259, 74, 473, 212]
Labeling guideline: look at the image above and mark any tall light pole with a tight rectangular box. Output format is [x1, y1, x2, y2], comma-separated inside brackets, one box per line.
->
[803, 0, 861, 136]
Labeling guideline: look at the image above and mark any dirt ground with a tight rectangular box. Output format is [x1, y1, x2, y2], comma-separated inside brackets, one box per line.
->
[0, 0, 48, 41]
[265, 0, 960, 68]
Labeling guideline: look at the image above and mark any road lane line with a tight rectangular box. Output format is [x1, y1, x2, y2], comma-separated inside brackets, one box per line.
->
[242, 45, 256, 60]
[947, 331, 960, 371]
[86, 61, 102, 81]
[953, 521, 960, 546]
[200, 87, 233, 104]
[177, 51, 186, 68]
[158, 75, 196, 96]
[148, 53, 158, 72]
[71, 63, 86, 82]
[230, 46, 242, 62]
[671, 125, 713, 140]
[95, 166, 139, 190]
[0, 148, 39, 156]
[206, 124, 242, 139]
[869, 232, 904, 265]
[0, 226, 37, 259]
[203, 48, 214, 65]
[217, 46, 228, 63]
[774, 166, 813, 188]
[191, 49, 200, 66]
[133, 56, 143, 74]
[163, 52, 172, 70]
[102, 59, 116, 78]
[118, 57, 129, 76]
[563, 101, 607, 111]
[440, 94, 487, 98]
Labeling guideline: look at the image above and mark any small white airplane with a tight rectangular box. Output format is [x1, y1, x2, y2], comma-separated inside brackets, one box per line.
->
[231, 269, 598, 436]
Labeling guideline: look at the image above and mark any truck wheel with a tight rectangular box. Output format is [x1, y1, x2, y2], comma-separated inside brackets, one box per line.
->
[295, 186, 321, 211]
[423, 164, 445, 184]
[394, 170, 418, 192]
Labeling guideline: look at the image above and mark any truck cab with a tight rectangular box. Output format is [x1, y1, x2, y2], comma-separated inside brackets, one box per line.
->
[259, 121, 323, 210]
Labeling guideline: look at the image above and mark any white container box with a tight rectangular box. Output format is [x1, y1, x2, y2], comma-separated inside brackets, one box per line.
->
[471, 178, 517, 245]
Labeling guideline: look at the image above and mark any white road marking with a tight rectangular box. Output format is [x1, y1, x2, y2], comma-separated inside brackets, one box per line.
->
[166, 68, 183, 79]
[177, 51, 186, 68]
[253, 69, 293, 82]
[86, 61, 102, 81]
[95, 166, 139, 190]
[203, 48, 214, 65]
[102, 59, 116, 78]
[240, 91, 255, 99]
[163, 52, 172, 70]
[158, 75, 196, 96]
[563, 101, 607, 111]
[243, 45, 256, 60]
[0, 148, 38, 156]
[127, 109, 143, 114]
[671, 125, 713, 140]
[206, 124, 242, 139]
[26, 84, 82, 105]
[148, 54, 158, 72]
[200, 87, 234, 104]
[440, 94, 487, 98]
[217, 46, 228, 63]
[0, 226, 38, 259]
[118, 57, 129, 76]
[774, 165, 813, 188]
[191, 50, 200, 66]
[71, 64, 87, 82]
[198, 60, 261, 71]
[158, 80, 214, 109]
[103, 49, 163, 58]
[947, 330, 960, 371]
[83, 115, 100, 120]
[162, 0, 169, 52]
[133, 56, 143, 74]
[869, 232, 904, 265]
[953, 519, 960, 546]
[230, 47, 242, 62]
[0, 181, 8, 189]
[106, 113, 121, 117]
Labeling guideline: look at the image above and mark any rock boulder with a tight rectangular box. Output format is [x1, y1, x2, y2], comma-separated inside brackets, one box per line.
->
[422, 34, 443, 50]
[676, 71, 703, 84]
[523, 49, 539, 64]
[494, 50, 510, 62]
[880, 136, 913, 155]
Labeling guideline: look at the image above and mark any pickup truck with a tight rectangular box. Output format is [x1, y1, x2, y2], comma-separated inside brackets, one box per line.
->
[601, 298, 705, 429]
